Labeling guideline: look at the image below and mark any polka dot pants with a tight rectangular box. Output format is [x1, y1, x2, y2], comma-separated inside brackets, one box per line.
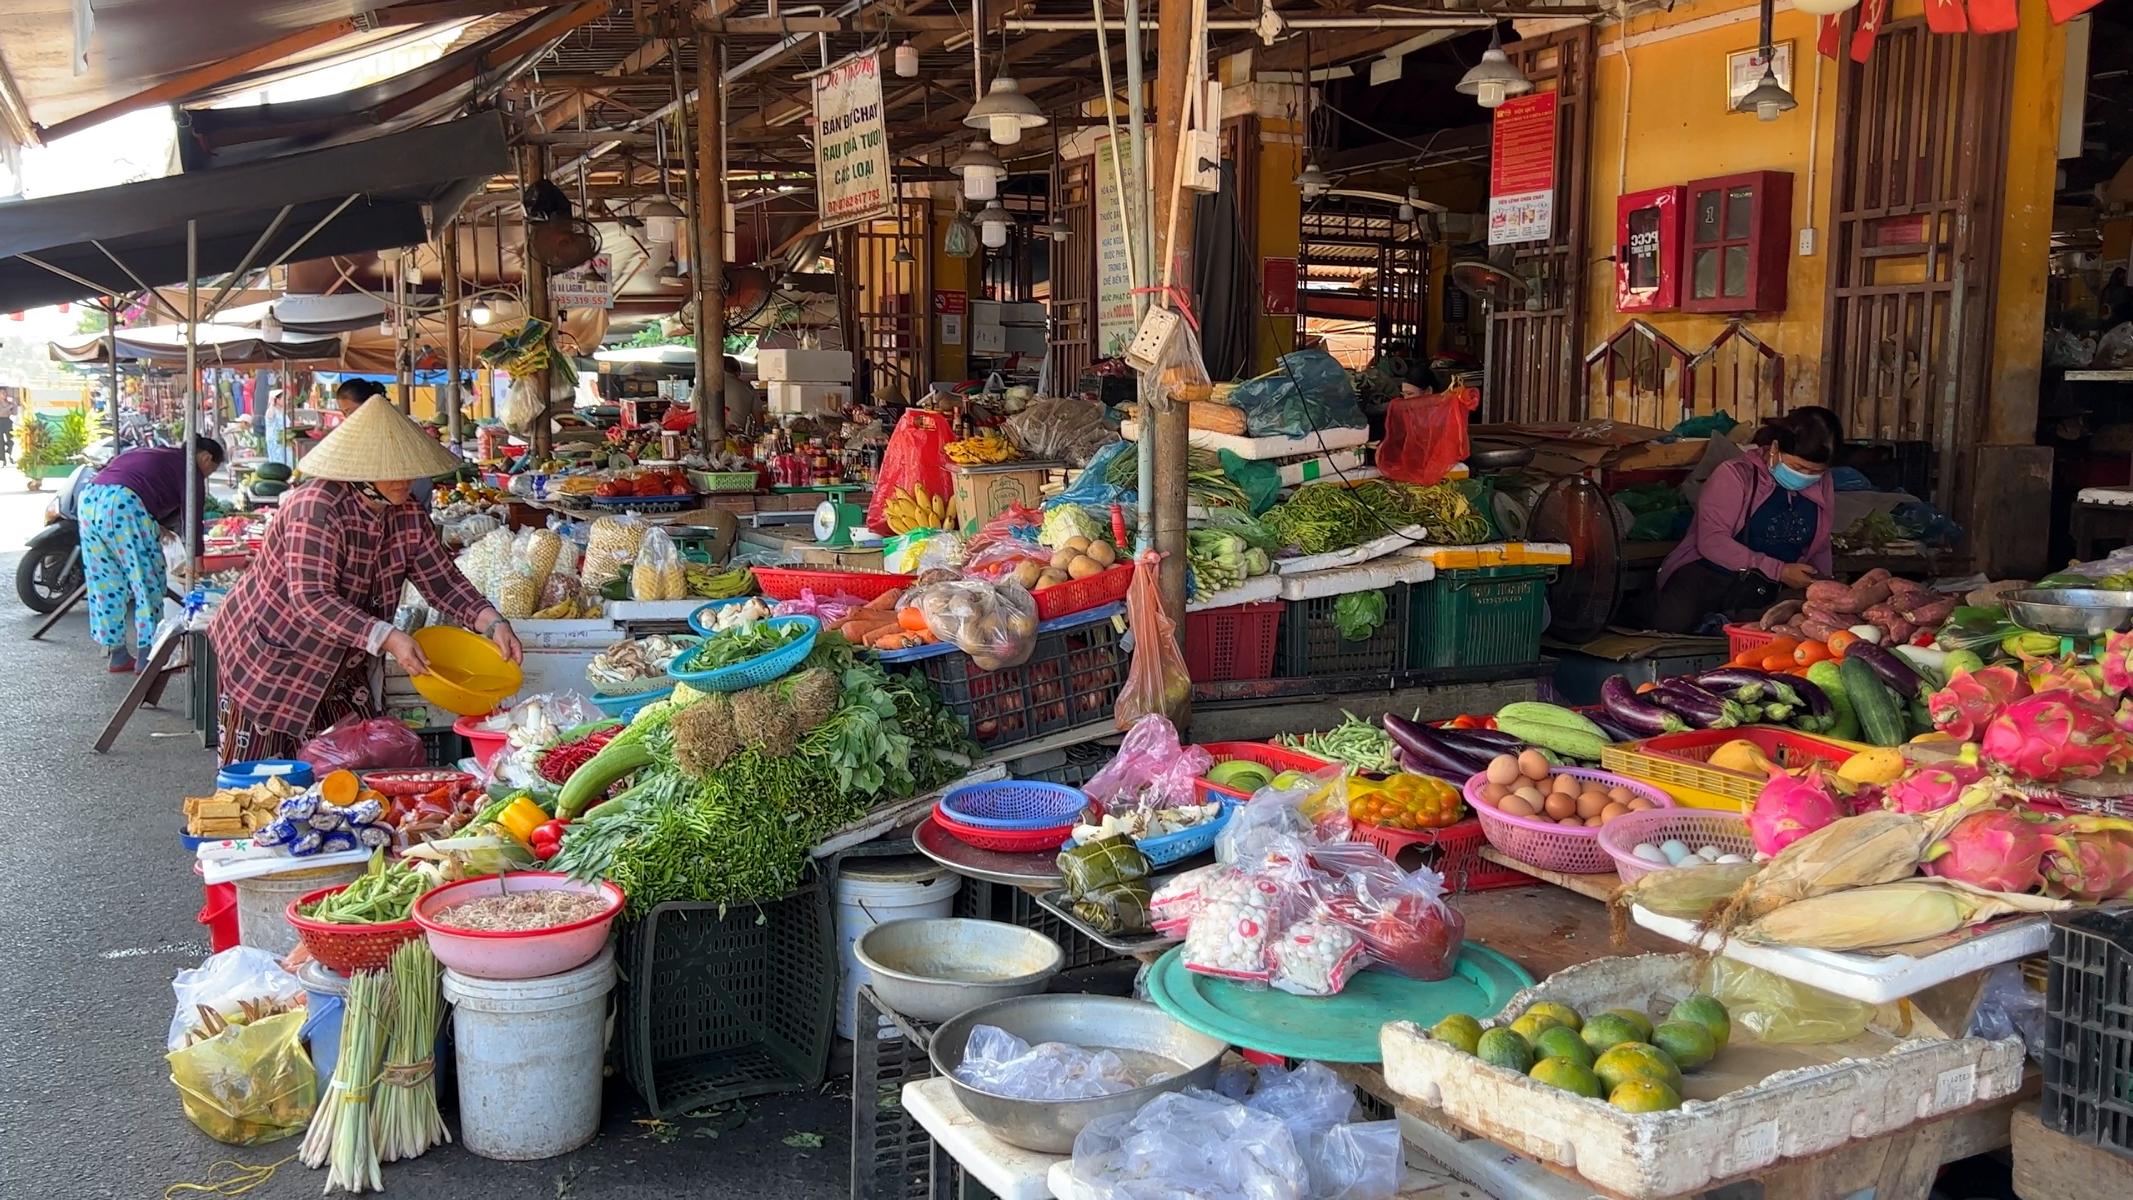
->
[78, 483, 165, 656]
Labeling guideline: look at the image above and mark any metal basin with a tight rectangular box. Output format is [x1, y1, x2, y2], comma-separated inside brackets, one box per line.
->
[2005, 589, 2133, 638]
[854, 918, 1063, 1023]
[930, 994, 1228, 1153]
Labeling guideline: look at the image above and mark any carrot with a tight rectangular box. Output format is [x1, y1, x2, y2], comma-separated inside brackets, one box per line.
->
[1761, 649, 1798, 672]
[1824, 630, 1857, 659]
[1636, 681, 1659, 694]
[897, 606, 930, 633]
[863, 588, 904, 611]
[1793, 641, 1832, 667]
[1760, 636, 1800, 657]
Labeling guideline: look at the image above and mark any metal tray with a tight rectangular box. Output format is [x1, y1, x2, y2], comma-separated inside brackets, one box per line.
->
[1032, 889, 1179, 957]
[912, 815, 1063, 888]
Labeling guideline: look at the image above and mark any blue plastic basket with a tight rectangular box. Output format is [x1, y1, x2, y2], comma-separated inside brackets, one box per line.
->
[593, 685, 674, 719]
[687, 597, 759, 636]
[1064, 799, 1237, 867]
[937, 780, 1088, 830]
[667, 616, 820, 692]
[216, 759, 316, 792]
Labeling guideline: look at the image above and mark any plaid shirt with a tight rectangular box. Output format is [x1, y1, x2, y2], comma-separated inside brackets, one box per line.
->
[210, 480, 490, 735]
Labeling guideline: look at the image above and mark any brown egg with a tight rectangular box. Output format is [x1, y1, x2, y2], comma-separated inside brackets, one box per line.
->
[1486, 755, 1522, 787]
[1581, 787, 1612, 808]
[1551, 774, 1581, 796]
[1575, 791, 1607, 819]
[1599, 802, 1629, 822]
[1542, 793, 1577, 820]
[1627, 796, 1657, 811]
[1481, 782, 1511, 803]
[1561, 815, 1586, 827]
[1518, 749, 1552, 781]
[1498, 794, 1537, 817]
[1607, 786, 1634, 804]
[1513, 785, 1547, 808]
[1586, 816, 1608, 827]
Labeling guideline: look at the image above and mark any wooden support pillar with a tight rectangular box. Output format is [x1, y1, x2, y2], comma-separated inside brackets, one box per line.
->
[441, 223, 463, 451]
[692, 28, 729, 450]
[1150, 0, 1198, 655]
[518, 143, 555, 457]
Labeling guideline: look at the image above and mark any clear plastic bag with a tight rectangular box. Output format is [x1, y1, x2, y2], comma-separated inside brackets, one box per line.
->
[454, 526, 517, 604]
[905, 578, 1040, 670]
[1377, 386, 1479, 487]
[582, 513, 647, 591]
[1181, 869, 1308, 985]
[499, 373, 545, 434]
[167, 946, 307, 1052]
[1086, 714, 1216, 815]
[1706, 959, 1875, 1044]
[1297, 1121, 1401, 1200]
[167, 1010, 317, 1146]
[631, 525, 686, 600]
[1308, 844, 1466, 982]
[1005, 395, 1120, 467]
[1116, 549, 1192, 729]
[298, 716, 425, 775]
[1968, 962, 2047, 1061]
[953, 1025, 1141, 1100]
[867, 408, 957, 535]
[962, 535, 1054, 585]
[883, 529, 963, 575]
[1216, 767, 1353, 867]
[1068, 1089, 1310, 1200]
[1268, 917, 1366, 997]
[1243, 1062, 1358, 1132]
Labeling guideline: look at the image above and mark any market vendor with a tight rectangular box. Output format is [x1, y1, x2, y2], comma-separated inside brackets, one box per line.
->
[336, 378, 441, 506]
[80, 437, 225, 673]
[208, 397, 521, 764]
[1650, 410, 1837, 633]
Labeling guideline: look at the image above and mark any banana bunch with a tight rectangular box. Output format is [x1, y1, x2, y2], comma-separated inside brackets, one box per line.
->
[945, 431, 1020, 465]
[685, 564, 755, 599]
[885, 484, 952, 534]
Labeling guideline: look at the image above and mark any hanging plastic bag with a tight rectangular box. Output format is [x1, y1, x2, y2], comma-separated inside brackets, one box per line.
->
[630, 525, 686, 600]
[1084, 714, 1215, 814]
[298, 716, 425, 775]
[498, 374, 545, 435]
[166, 946, 307, 1052]
[167, 1010, 317, 1145]
[905, 578, 1040, 670]
[1705, 959, 1875, 1044]
[868, 408, 957, 535]
[1228, 349, 1369, 439]
[1377, 385, 1480, 486]
[1115, 549, 1192, 729]
[581, 512, 647, 592]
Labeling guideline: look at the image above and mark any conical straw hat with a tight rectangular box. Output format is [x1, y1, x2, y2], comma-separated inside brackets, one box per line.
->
[299, 396, 457, 482]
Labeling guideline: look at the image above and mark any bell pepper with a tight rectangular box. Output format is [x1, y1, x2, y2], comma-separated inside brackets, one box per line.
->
[529, 819, 570, 861]
[495, 795, 549, 848]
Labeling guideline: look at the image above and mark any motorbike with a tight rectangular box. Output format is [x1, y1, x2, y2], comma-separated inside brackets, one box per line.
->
[17, 464, 90, 614]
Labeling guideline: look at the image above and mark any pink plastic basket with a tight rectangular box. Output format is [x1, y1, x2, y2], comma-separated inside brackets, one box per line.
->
[1597, 808, 1756, 884]
[1463, 767, 1675, 875]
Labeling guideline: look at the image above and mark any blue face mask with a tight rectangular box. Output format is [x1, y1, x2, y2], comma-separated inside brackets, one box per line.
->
[1771, 462, 1822, 492]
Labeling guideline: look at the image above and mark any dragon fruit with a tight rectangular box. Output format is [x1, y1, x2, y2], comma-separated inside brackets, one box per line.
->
[2039, 818, 2133, 902]
[1928, 666, 2030, 741]
[2101, 630, 2133, 695]
[1882, 761, 1989, 815]
[1748, 766, 1844, 857]
[1978, 689, 2128, 782]
[2024, 657, 2109, 705]
[1920, 803, 2055, 893]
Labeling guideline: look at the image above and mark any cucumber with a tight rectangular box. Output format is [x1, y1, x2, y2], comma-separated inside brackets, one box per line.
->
[1495, 703, 1611, 761]
[1805, 660, 1861, 741]
[1839, 655, 1906, 747]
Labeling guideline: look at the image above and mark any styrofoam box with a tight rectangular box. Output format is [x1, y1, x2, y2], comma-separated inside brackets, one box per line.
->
[1004, 325, 1049, 356]
[766, 381, 851, 415]
[1000, 301, 1046, 325]
[755, 348, 854, 383]
[1277, 554, 1434, 601]
[1378, 953, 2025, 1200]
[1119, 419, 1370, 461]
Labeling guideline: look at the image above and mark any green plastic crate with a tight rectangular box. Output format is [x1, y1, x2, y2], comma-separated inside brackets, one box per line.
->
[1276, 588, 1409, 677]
[1407, 565, 1552, 670]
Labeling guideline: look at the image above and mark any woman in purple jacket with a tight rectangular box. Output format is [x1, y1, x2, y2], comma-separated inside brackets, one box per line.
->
[1650, 411, 1838, 633]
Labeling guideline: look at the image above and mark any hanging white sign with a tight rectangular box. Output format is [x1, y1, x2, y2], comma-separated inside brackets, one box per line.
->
[813, 49, 896, 230]
[548, 254, 613, 310]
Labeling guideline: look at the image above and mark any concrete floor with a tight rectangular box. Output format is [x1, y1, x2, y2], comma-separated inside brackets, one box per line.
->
[0, 471, 850, 1200]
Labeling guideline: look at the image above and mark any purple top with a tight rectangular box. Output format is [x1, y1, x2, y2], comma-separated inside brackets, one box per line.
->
[93, 445, 207, 544]
[1658, 454, 1834, 587]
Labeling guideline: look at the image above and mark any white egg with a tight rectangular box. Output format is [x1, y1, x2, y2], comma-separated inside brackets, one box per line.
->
[1697, 845, 1722, 861]
[1633, 844, 1668, 864]
[1660, 839, 1691, 865]
[1715, 853, 1748, 864]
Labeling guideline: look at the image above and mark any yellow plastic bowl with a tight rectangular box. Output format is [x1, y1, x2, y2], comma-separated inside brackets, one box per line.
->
[409, 625, 523, 716]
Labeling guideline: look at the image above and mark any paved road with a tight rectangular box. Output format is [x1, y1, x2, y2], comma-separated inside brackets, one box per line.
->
[0, 470, 848, 1199]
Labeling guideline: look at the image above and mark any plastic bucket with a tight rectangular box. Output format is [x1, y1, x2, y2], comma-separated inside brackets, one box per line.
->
[232, 861, 368, 957]
[216, 759, 315, 792]
[442, 946, 616, 1161]
[197, 882, 238, 953]
[833, 858, 960, 1038]
[297, 961, 349, 1094]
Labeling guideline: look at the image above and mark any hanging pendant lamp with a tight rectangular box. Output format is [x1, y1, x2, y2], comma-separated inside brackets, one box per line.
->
[1456, 27, 1534, 110]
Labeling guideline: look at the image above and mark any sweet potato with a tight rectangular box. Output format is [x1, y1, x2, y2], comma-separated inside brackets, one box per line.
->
[1758, 599, 1805, 630]
[1851, 577, 1895, 610]
[1798, 615, 1845, 642]
[1898, 595, 1956, 626]
[1885, 576, 1932, 601]
[1805, 581, 1863, 614]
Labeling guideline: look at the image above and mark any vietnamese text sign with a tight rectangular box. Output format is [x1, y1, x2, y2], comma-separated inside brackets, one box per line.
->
[548, 254, 612, 309]
[1093, 132, 1143, 356]
[935, 290, 966, 347]
[1488, 92, 1557, 246]
[813, 49, 894, 230]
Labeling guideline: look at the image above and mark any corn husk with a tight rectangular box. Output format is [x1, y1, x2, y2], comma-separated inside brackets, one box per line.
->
[1707, 811, 1930, 934]
[1609, 861, 1759, 947]
[1735, 878, 2068, 952]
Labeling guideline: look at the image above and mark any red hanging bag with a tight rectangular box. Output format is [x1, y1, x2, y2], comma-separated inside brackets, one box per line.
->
[1377, 385, 1479, 487]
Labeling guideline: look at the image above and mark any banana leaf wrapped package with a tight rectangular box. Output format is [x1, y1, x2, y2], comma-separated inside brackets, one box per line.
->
[1058, 837, 1151, 895]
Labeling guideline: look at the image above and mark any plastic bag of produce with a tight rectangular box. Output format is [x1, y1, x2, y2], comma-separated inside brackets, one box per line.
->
[1085, 714, 1214, 815]
[166, 946, 307, 1052]
[1182, 866, 1311, 985]
[453, 526, 517, 603]
[1114, 549, 1192, 729]
[298, 716, 425, 775]
[166, 1010, 317, 1145]
[1377, 385, 1479, 487]
[1307, 843, 1465, 981]
[882, 528, 963, 576]
[630, 525, 687, 601]
[1004, 395, 1119, 467]
[954, 1025, 1140, 1100]
[904, 578, 1040, 670]
[867, 408, 957, 535]
[1705, 960, 1875, 1045]
[1216, 767, 1353, 867]
[1227, 349, 1368, 439]
[1067, 1089, 1310, 1200]
[581, 513, 647, 591]
[1267, 917, 1366, 996]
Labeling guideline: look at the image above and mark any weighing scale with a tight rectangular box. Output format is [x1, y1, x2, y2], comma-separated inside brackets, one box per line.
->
[2002, 588, 2133, 658]
[813, 498, 880, 548]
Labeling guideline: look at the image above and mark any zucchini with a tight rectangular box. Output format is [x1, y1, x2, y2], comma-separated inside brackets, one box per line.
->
[1806, 660, 1861, 741]
[1839, 654, 1906, 747]
[1494, 702, 1611, 761]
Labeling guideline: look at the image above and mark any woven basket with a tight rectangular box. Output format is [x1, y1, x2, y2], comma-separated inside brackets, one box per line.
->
[286, 884, 422, 974]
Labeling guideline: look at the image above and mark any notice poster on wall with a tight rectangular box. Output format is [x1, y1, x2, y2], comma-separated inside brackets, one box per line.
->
[1093, 132, 1143, 356]
[813, 49, 895, 230]
[1488, 92, 1558, 246]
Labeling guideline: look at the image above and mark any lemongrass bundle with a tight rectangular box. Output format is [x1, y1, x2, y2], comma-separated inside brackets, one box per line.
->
[375, 939, 449, 1163]
[301, 968, 388, 1193]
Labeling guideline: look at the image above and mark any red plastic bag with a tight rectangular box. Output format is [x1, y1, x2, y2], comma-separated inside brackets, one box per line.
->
[297, 717, 426, 775]
[866, 409, 957, 535]
[1377, 385, 1478, 487]
[1114, 550, 1192, 729]
[1308, 841, 1466, 981]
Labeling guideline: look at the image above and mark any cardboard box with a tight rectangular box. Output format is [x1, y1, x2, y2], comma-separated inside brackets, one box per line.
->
[754, 349, 854, 384]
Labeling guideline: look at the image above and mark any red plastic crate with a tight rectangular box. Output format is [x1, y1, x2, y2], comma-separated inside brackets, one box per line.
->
[1724, 623, 1777, 659]
[1033, 563, 1134, 621]
[752, 566, 915, 602]
[1195, 740, 1332, 803]
[1184, 602, 1283, 683]
[1353, 818, 1531, 893]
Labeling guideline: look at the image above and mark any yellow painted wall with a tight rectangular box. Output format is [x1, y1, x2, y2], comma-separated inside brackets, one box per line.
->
[1581, 0, 2065, 438]
[930, 204, 972, 383]
[1254, 113, 1305, 375]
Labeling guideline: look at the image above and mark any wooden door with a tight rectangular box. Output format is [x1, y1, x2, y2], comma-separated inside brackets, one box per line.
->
[1049, 154, 1096, 389]
[853, 200, 931, 401]
[1821, 17, 2014, 510]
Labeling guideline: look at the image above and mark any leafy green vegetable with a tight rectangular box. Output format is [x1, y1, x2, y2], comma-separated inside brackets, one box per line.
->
[1333, 589, 1389, 641]
[685, 621, 806, 672]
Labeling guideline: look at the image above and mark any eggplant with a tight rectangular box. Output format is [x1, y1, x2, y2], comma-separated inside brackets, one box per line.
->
[1787, 676, 1834, 733]
[1652, 678, 1742, 729]
[1695, 666, 1805, 708]
[1383, 714, 1496, 780]
[1599, 675, 1690, 737]
[1430, 726, 1526, 756]
[1846, 640, 1925, 698]
[1581, 708, 1644, 743]
[1762, 702, 1796, 724]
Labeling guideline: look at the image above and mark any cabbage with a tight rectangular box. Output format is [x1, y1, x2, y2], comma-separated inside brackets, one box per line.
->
[1041, 504, 1108, 550]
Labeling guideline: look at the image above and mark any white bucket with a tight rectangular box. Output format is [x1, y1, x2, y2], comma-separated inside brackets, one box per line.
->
[442, 946, 616, 1161]
[232, 861, 367, 957]
[834, 858, 960, 1037]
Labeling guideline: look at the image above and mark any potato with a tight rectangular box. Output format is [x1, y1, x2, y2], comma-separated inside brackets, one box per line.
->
[1063, 535, 1092, 554]
[1011, 560, 1044, 589]
[1067, 554, 1104, 580]
[1086, 540, 1117, 567]
[1038, 568, 1069, 588]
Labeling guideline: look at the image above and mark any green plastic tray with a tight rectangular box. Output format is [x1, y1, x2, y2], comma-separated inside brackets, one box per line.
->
[1145, 943, 1532, 1063]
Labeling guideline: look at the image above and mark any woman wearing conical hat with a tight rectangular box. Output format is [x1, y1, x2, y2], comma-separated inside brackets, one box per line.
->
[208, 397, 522, 764]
